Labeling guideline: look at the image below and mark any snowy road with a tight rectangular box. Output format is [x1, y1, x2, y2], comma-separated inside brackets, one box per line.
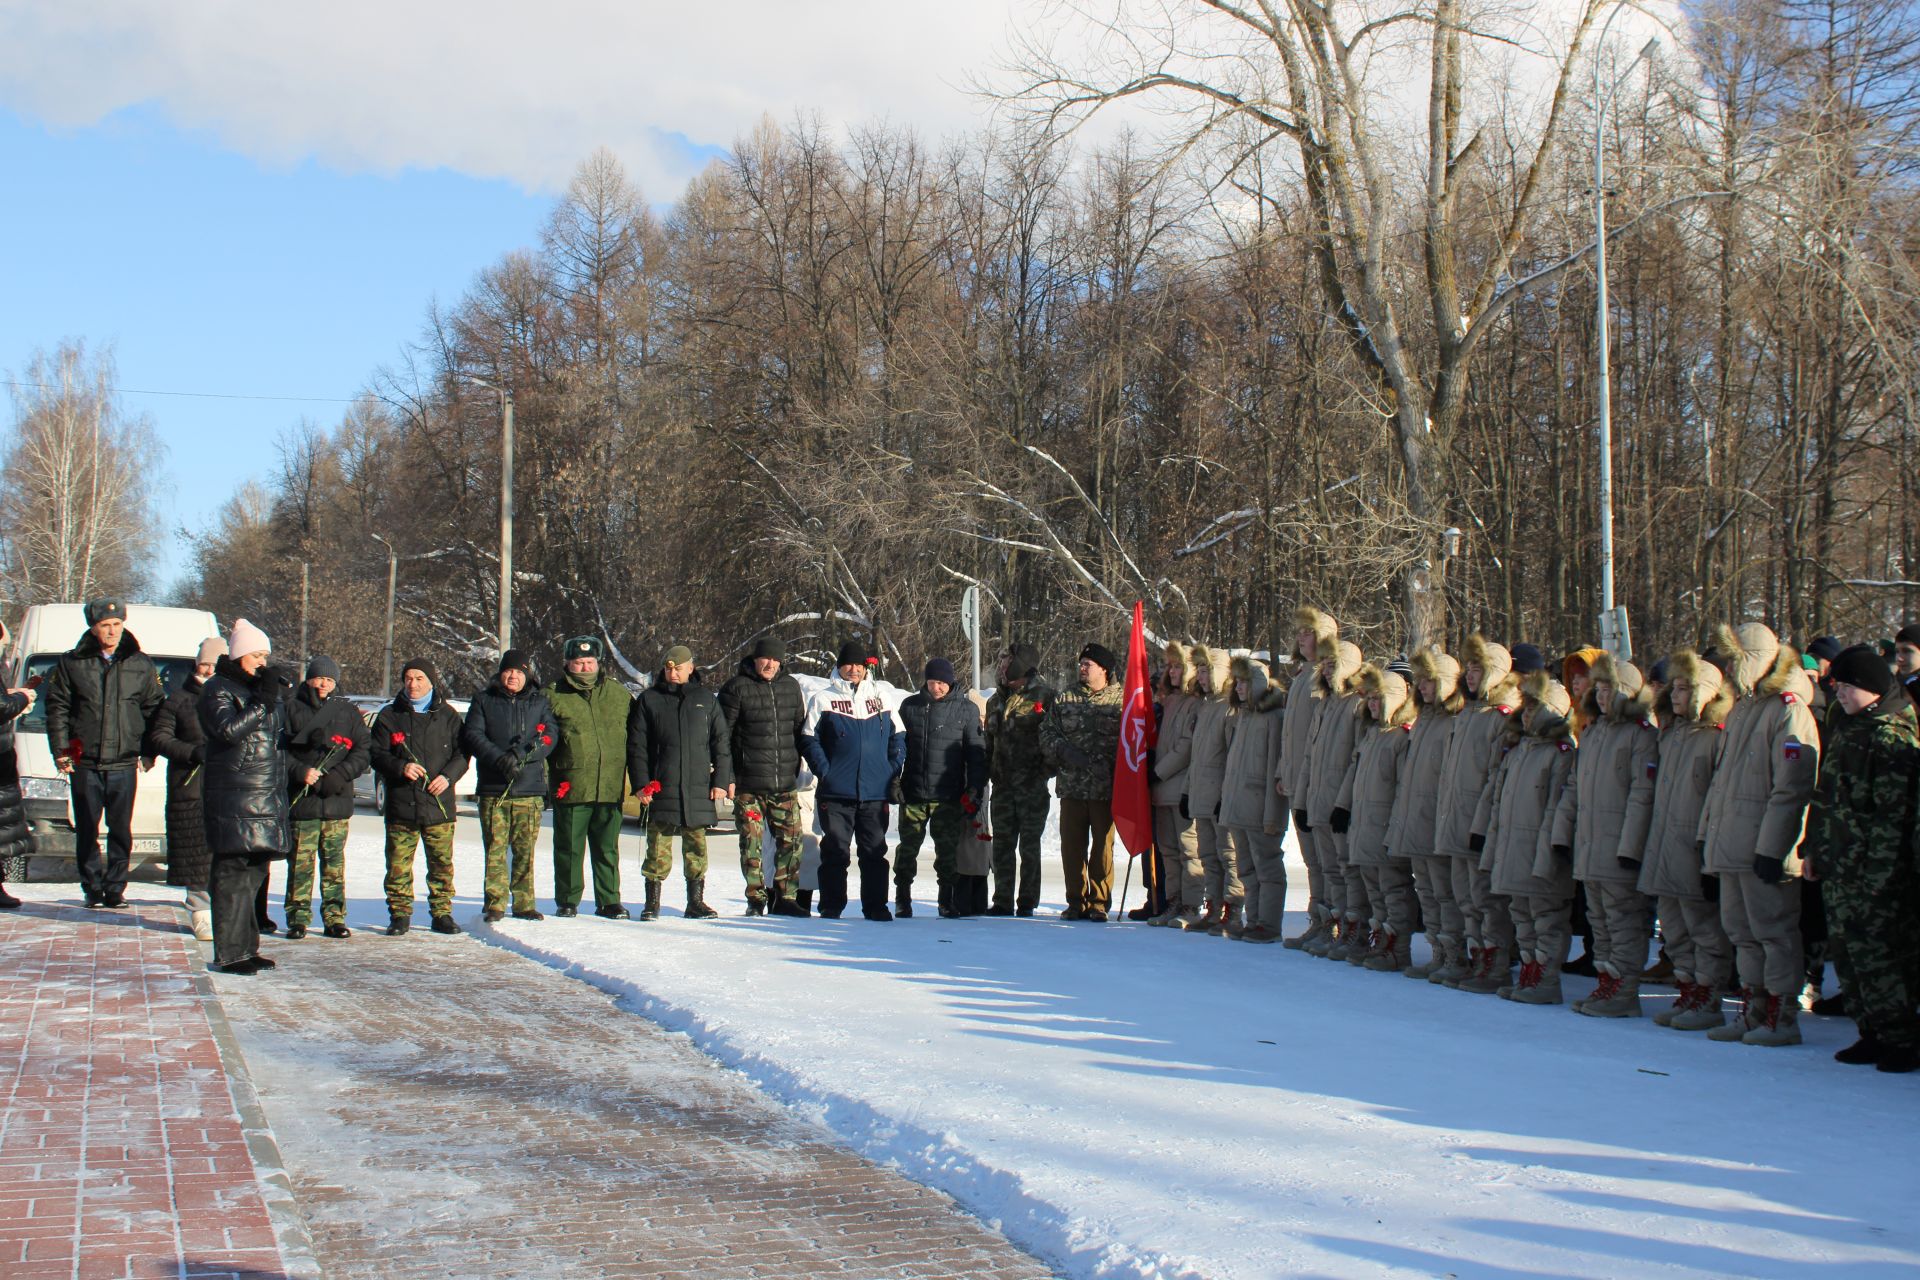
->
[254, 811, 1920, 1278]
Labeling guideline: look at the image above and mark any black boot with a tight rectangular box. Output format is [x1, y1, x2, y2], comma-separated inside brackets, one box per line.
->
[387, 915, 410, 936]
[795, 889, 813, 916]
[1836, 1035, 1884, 1066]
[0, 881, 20, 909]
[744, 893, 766, 918]
[937, 882, 956, 919]
[640, 880, 662, 921]
[895, 887, 914, 919]
[684, 877, 718, 920]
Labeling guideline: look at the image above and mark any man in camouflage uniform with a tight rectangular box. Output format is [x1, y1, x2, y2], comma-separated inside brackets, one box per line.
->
[462, 649, 557, 922]
[629, 645, 733, 920]
[283, 655, 369, 938]
[1041, 642, 1126, 921]
[1809, 645, 1920, 1074]
[720, 637, 810, 915]
[985, 643, 1054, 916]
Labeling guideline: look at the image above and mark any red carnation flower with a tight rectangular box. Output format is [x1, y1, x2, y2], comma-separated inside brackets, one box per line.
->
[539, 735, 552, 746]
[1031, 703, 1046, 715]
[744, 809, 762, 823]
[390, 731, 406, 746]
[536, 723, 547, 733]
[555, 780, 571, 799]
[63, 738, 83, 762]
[330, 735, 353, 747]
[866, 657, 878, 666]
[640, 781, 661, 799]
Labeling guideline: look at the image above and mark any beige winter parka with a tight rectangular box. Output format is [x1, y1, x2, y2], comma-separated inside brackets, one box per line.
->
[1622, 651, 1735, 900]
[1475, 673, 1577, 898]
[1433, 636, 1521, 860]
[1302, 640, 1366, 827]
[1184, 646, 1236, 821]
[1152, 642, 1200, 807]
[1277, 607, 1340, 804]
[1340, 666, 1418, 867]
[1553, 653, 1661, 885]
[1220, 657, 1286, 832]
[1386, 650, 1462, 861]
[1697, 624, 1822, 877]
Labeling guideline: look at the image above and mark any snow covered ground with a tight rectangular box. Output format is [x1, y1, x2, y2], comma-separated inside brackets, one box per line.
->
[74, 810, 1920, 1279]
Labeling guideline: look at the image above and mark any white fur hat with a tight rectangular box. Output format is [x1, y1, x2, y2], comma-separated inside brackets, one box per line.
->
[228, 618, 271, 658]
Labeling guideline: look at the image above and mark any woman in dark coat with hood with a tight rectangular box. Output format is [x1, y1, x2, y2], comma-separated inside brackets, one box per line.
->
[145, 636, 225, 939]
[0, 618, 36, 908]
[197, 619, 295, 974]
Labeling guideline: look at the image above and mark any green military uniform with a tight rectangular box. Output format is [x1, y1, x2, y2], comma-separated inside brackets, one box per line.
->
[644, 825, 709, 881]
[736, 791, 805, 900]
[896, 801, 969, 891]
[1040, 678, 1125, 915]
[547, 655, 635, 911]
[1808, 691, 1920, 1052]
[288, 819, 349, 929]
[479, 796, 543, 916]
[385, 823, 456, 918]
[985, 680, 1056, 913]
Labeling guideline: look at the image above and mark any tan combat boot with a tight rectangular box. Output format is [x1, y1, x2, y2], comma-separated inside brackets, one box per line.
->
[1670, 982, 1729, 1031]
[1708, 988, 1762, 1041]
[1459, 944, 1512, 994]
[1512, 959, 1564, 1005]
[1365, 931, 1411, 972]
[1741, 990, 1803, 1046]
[1183, 900, 1220, 933]
[1577, 971, 1643, 1018]
[1404, 933, 1440, 980]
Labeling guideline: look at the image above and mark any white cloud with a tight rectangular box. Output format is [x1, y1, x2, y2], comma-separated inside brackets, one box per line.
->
[0, 0, 1049, 197]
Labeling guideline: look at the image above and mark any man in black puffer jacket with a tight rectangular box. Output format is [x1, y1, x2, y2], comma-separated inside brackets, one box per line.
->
[283, 655, 370, 940]
[370, 659, 469, 936]
[462, 649, 555, 923]
[198, 619, 296, 975]
[894, 658, 986, 918]
[719, 637, 808, 916]
[43, 600, 165, 908]
[629, 645, 733, 921]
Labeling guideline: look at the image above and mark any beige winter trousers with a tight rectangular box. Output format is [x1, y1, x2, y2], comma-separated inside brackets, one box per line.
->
[1719, 870, 1803, 996]
[1193, 815, 1242, 906]
[1510, 893, 1573, 966]
[1457, 856, 1512, 953]
[1230, 826, 1287, 932]
[1584, 879, 1656, 980]
[1658, 893, 1732, 990]
[1153, 804, 1204, 910]
[1359, 861, 1416, 936]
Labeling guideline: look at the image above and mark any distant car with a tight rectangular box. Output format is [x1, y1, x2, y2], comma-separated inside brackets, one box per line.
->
[348, 693, 479, 813]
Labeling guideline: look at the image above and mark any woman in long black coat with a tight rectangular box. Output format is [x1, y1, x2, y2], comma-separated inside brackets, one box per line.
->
[198, 622, 294, 975]
[0, 618, 36, 909]
[146, 637, 224, 939]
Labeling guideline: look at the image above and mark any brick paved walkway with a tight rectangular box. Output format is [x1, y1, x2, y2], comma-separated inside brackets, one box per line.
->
[0, 898, 299, 1280]
[216, 928, 1056, 1280]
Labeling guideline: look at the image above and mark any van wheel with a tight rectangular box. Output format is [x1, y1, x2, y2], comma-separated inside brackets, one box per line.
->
[2, 853, 27, 884]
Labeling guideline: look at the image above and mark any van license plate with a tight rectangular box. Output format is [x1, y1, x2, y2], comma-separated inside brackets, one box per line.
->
[132, 837, 163, 854]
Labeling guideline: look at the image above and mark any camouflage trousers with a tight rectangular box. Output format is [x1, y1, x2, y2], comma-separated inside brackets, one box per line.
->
[990, 782, 1050, 913]
[1825, 856, 1920, 1049]
[385, 821, 456, 918]
[478, 796, 542, 915]
[643, 825, 708, 882]
[734, 790, 805, 903]
[894, 800, 967, 890]
[286, 819, 348, 927]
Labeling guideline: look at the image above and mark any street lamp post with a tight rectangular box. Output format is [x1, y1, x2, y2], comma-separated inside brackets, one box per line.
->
[370, 532, 398, 699]
[464, 376, 515, 655]
[1593, 13, 1658, 663]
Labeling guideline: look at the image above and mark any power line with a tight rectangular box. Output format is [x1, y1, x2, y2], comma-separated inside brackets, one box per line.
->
[2, 379, 359, 404]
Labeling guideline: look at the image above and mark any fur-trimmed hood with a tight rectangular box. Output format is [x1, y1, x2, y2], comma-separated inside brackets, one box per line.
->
[1711, 622, 1811, 700]
[1191, 644, 1232, 702]
[1516, 670, 1575, 743]
[1583, 652, 1653, 725]
[1293, 606, 1339, 663]
[1316, 639, 1364, 697]
[1229, 655, 1283, 712]
[1356, 663, 1417, 729]
[1666, 648, 1736, 727]
[1461, 633, 1519, 708]
[1409, 649, 1464, 715]
[1563, 646, 1606, 689]
[1158, 641, 1196, 696]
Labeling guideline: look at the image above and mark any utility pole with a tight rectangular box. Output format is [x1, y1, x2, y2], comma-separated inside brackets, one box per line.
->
[371, 533, 397, 698]
[299, 561, 310, 663]
[463, 375, 514, 653]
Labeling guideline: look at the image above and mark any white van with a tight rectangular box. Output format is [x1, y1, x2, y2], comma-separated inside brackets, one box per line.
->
[4, 603, 222, 881]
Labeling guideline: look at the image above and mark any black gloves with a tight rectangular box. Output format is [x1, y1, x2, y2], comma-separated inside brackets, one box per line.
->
[1179, 795, 1189, 820]
[1329, 807, 1351, 834]
[1753, 855, 1786, 885]
[1469, 833, 1486, 853]
[1701, 873, 1719, 902]
[1292, 808, 1310, 832]
[258, 675, 289, 708]
[1617, 856, 1642, 874]
[888, 777, 905, 805]
[318, 771, 352, 797]
[1551, 843, 1572, 861]
[191, 743, 207, 764]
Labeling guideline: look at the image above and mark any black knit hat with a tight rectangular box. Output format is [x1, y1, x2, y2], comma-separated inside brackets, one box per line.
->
[924, 657, 957, 685]
[306, 655, 342, 683]
[1079, 642, 1119, 676]
[400, 657, 439, 688]
[1509, 643, 1547, 675]
[1807, 635, 1843, 663]
[1897, 624, 1920, 650]
[836, 638, 875, 667]
[1830, 644, 1896, 698]
[498, 648, 533, 676]
[752, 636, 786, 661]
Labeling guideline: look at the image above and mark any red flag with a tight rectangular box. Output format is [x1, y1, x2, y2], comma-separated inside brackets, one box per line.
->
[1112, 600, 1157, 857]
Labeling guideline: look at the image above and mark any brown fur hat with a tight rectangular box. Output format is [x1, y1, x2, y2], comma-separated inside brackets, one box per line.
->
[1356, 663, 1417, 728]
[1293, 607, 1340, 663]
[1409, 649, 1465, 715]
[1585, 652, 1652, 724]
[1461, 633, 1519, 709]
[1666, 649, 1736, 727]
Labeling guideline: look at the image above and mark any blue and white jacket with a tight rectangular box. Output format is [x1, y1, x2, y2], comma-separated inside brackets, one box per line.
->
[802, 673, 906, 803]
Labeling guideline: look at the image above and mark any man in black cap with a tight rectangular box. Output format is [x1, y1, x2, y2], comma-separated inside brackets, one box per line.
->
[463, 649, 556, 923]
[895, 657, 987, 918]
[369, 658, 469, 935]
[801, 639, 906, 920]
[720, 635, 810, 915]
[546, 634, 635, 917]
[44, 599, 165, 908]
[1508, 643, 1547, 677]
[283, 655, 370, 938]
[1891, 624, 1920, 709]
[1040, 641, 1126, 921]
[984, 643, 1055, 916]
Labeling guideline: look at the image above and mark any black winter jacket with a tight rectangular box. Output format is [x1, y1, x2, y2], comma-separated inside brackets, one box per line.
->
[370, 691, 469, 827]
[627, 674, 733, 829]
[718, 660, 807, 794]
[0, 690, 36, 868]
[898, 686, 987, 803]
[145, 678, 212, 888]
[285, 685, 372, 822]
[462, 677, 556, 798]
[44, 628, 165, 771]
[197, 657, 294, 857]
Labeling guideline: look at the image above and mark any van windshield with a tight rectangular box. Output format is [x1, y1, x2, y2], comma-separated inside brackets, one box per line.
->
[18, 655, 201, 732]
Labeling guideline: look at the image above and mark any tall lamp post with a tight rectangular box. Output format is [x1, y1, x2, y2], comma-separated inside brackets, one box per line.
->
[1594, 12, 1659, 663]
[370, 532, 398, 699]
[464, 375, 515, 654]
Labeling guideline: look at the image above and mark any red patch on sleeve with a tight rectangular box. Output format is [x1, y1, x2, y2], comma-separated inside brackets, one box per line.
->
[1782, 691, 1798, 705]
[1646, 760, 1658, 780]
[1498, 706, 1514, 716]
[1784, 741, 1803, 761]
[1558, 741, 1573, 753]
